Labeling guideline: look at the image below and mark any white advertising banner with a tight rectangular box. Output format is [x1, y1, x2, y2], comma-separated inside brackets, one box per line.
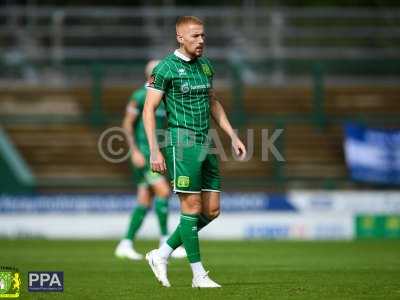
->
[289, 190, 400, 213]
[1, 191, 398, 240]
[0, 212, 353, 240]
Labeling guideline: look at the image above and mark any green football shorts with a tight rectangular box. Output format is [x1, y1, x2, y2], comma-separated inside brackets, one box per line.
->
[163, 144, 221, 193]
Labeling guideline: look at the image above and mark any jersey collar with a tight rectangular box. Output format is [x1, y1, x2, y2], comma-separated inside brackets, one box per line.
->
[174, 49, 192, 62]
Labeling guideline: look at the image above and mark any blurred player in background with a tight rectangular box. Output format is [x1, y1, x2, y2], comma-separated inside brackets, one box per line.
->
[115, 60, 186, 260]
[143, 17, 246, 288]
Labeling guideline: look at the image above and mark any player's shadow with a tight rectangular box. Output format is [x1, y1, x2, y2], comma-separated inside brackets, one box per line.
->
[221, 281, 266, 286]
[173, 281, 266, 288]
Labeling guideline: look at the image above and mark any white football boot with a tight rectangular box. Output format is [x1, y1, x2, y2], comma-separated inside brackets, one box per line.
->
[145, 249, 171, 287]
[192, 272, 221, 288]
[171, 246, 187, 258]
[115, 240, 143, 260]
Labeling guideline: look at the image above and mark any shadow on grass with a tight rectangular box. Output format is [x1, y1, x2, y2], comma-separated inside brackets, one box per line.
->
[171, 281, 267, 288]
[221, 281, 267, 287]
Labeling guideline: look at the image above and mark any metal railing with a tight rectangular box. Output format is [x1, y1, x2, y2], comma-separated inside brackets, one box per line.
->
[1, 57, 399, 191]
[1, 6, 400, 67]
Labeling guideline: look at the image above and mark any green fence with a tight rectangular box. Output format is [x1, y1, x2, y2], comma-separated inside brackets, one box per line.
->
[227, 59, 400, 189]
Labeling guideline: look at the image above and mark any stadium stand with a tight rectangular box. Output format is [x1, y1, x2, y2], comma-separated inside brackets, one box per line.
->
[2, 83, 399, 192]
[1, 6, 399, 192]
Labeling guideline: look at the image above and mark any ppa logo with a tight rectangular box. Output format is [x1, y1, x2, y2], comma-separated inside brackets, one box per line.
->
[28, 272, 63, 292]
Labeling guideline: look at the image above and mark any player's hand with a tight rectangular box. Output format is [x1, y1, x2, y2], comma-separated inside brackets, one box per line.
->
[150, 149, 167, 174]
[232, 137, 247, 160]
[131, 150, 146, 168]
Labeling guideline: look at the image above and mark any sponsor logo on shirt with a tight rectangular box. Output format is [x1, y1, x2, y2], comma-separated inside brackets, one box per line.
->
[180, 83, 211, 94]
[181, 82, 190, 94]
[191, 83, 211, 90]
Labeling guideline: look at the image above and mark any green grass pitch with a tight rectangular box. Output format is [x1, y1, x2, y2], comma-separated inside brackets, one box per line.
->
[2, 239, 400, 299]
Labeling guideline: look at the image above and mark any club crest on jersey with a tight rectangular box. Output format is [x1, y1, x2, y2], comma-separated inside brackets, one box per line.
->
[177, 176, 190, 188]
[181, 82, 190, 94]
[201, 64, 212, 76]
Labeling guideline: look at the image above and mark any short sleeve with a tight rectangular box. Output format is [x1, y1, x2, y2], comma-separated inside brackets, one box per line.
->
[146, 62, 170, 93]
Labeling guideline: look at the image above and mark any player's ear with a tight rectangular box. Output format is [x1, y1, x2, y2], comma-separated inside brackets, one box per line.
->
[176, 33, 183, 44]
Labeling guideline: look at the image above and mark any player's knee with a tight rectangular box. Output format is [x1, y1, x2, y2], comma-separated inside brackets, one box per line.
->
[207, 208, 220, 220]
[153, 181, 171, 199]
[187, 202, 202, 214]
[180, 196, 202, 214]
[154, 186, 170, 199]
[137, 191, 152, 208]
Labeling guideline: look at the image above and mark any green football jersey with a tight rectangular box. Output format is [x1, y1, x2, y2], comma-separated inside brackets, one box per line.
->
[147, 50, 214, 145]
[129, 85, 166, 154]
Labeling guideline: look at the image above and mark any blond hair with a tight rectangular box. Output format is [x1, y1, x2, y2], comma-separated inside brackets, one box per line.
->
[176, 16, 203, 31]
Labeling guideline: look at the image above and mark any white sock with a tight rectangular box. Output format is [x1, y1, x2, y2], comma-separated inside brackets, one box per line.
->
[157, 242, 174, 259]
[190, 262, 207, 277]
[119, 239, 132, 248]
[159, 236, 168, 246]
